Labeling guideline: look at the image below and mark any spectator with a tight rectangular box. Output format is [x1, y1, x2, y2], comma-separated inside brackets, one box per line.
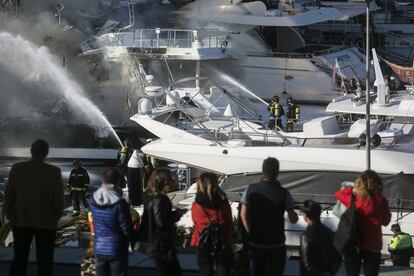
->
[388, 223, 413, 267]
[335, 170, 391, 276]
[140, 169, 184, 276]
[88, 168, 132, 276]
[4, 139, 64, 276]
[240, 157, 298, 276]
[191, 172, 233, 276]
[300, 200, 341, 276]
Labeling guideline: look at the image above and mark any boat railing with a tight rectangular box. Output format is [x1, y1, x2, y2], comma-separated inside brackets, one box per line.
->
[247, 45, 348, 59]
[162, 76, 281, 145]
[98, 28, 226, 49]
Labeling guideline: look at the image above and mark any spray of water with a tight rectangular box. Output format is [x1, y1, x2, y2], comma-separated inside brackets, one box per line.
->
[0, 32, 122, 146]
[205, 65, 268, 106]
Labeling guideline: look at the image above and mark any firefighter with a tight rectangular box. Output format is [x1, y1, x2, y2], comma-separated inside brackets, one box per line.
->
[267, 95, 284, 130]
[388, 223, 413, 267]
[68, 159, 90, 215]
[117, 142, 131, 168]
[117, 140, 133, 188]
[286, 97, 300, 132]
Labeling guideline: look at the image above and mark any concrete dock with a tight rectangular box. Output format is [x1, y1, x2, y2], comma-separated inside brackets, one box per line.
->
[0, 247, 412, 275]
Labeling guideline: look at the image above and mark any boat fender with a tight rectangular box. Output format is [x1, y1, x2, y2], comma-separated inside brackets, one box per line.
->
[359, 134, 366, 147]
[359, 133, 382, 147]
[372, 134, 381, 148]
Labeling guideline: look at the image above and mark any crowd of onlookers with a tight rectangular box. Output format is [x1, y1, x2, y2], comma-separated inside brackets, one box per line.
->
[3, 139, 413, 276]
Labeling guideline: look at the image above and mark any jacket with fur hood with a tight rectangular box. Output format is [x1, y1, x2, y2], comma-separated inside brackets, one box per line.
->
[89, 184, 133, 256]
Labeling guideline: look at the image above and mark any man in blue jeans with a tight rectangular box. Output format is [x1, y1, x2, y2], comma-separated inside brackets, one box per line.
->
[89, 168, 132, 276]
[240, 157, 298, 276]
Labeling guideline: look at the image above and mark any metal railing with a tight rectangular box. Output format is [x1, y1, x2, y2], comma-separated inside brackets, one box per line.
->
[161, 76, 283, 146]
[98, 28, 226, 49]
[247, 45, 348, 59]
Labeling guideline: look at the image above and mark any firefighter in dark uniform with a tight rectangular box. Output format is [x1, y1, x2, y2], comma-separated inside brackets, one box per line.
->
[267, 95, 285, 130]
[69, 159, 90, 215]
[286, 97, 301, 132]
[117, 141, 133, 188]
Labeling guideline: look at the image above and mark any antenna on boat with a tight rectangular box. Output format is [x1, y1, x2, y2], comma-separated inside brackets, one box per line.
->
[365, 0, 371, 170]
[372, 48, 388, 106]
[282, 57, 288, 94]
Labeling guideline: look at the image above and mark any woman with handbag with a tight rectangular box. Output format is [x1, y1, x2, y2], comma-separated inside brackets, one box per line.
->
[191, 173, 233, 276]
[138, 169, 185, 276]
[335, 170, 391, 276]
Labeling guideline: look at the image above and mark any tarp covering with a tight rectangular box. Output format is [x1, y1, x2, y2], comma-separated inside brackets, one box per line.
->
[221, 171, 414, 209]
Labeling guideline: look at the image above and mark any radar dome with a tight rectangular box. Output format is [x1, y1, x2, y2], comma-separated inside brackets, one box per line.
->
[145, 86, 164, 97]
[146, 75, 154, 83]
[138, 98, 153, 115]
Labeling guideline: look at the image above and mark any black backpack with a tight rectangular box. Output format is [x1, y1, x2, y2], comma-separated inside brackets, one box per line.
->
[198, 207, 226, 256]
[334, 193, 359, 256]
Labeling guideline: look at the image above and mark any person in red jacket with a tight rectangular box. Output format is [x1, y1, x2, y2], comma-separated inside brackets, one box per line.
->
[335, 170, 391, 276]
[191, 173, 233, 276]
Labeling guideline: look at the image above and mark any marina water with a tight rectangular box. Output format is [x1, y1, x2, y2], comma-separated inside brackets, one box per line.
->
[0, 32, 122, 146]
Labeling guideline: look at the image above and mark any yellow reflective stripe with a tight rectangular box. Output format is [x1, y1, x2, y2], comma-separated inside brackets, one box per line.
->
[389, 236, 399, 250]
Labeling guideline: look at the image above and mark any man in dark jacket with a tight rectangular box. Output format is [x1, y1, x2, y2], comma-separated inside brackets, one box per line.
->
[4, 139, 64, 276]
[240, 157, 298, 276]
[68, 159, 90, 215]
[300, 200, 341, 276]
[88, 168, 132, 276]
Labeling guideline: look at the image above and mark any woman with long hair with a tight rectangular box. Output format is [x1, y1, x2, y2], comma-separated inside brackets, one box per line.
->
[191, 172, 233, 276]
[335, 170, 391, 276]
[140, 168, 184, 276]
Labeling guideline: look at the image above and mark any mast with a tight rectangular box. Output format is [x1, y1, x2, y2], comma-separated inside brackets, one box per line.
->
[365, 0, 371, 170]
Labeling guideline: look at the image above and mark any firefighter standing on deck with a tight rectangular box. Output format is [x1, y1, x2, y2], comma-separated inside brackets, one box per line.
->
[286, 97, 300, 132]
[69, 159, 90, 215]
[267, 95, 284, 130]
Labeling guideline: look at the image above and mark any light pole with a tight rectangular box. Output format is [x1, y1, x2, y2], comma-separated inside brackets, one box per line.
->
[365, 1, 371, 170]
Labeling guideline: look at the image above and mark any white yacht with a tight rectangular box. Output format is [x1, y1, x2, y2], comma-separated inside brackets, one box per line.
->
[173, 0, 370, 102]
[132, 48, 414, 210]
[132, 48, 414, 252]
[81, 0, 370, 103]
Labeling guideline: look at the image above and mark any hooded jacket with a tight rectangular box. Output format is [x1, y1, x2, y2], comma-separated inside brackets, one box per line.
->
[89, 184, 132, 256]
[335, 186, 391, 251]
